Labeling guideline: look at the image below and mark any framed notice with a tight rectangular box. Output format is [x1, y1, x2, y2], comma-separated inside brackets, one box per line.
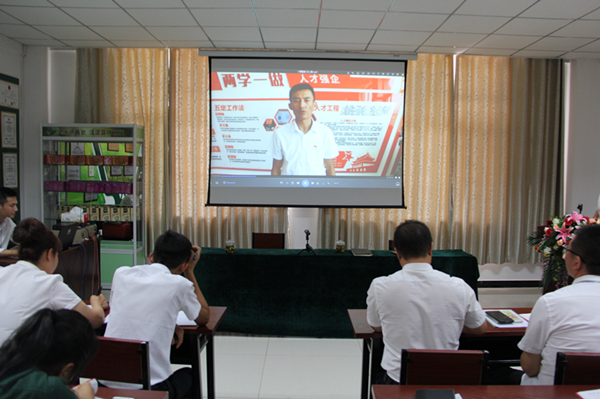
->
[2, 153, 17, 187]
[111, 166, 123, 176]
[107, 142, 120, 152]
[0, 79, 19, 109]
[1, 111, 17, 148]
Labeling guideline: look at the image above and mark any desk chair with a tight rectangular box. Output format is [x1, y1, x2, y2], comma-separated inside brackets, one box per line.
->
[252, 232, 285, 249]
[554, 351, 600, 385]
[400, 349, 489, 385]
[80, 336, 151, 389]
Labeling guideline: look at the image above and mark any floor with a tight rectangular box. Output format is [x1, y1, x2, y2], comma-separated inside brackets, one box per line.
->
[181, 287, 542, 399]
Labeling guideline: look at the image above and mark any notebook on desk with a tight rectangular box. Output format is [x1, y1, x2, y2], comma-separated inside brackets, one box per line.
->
[351, 248, 373, 257]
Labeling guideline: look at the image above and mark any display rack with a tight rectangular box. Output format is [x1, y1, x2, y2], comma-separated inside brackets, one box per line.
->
[41, 124, 144, 285]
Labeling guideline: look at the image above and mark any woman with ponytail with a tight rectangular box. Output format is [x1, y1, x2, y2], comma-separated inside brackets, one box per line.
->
[0, 218, 107, 346]
[0, 308, 98, 399]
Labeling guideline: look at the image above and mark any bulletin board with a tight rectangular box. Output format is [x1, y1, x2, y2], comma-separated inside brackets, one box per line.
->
[0, 72, 20, 221]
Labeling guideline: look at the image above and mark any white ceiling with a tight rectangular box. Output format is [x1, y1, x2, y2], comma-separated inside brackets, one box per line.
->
[1, 0, 600, 59]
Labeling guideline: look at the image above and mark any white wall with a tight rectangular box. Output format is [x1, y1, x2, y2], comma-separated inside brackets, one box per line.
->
[565, 59, 600, 215]
[0, 35, 22, 79]
[49, 49, 76, 123]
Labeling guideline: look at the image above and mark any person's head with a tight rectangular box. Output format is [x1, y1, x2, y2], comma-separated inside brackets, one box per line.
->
[151, 230, 193, 270]
[0, 187, 18, 221]
[393, 220, 433, 264]
[289, 83, 316, 123]
[0, 308, 98, 381]
[12, 218, 62, 271]
[565, 223, 600, 277]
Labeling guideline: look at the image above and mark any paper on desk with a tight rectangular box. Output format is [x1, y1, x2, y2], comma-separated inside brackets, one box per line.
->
[485, 309, 529, 328]
[177, 310, 196, 326]
[519, 313, 531, 321]
[577, 388, 600, 398]
[455, 395, 463, 399]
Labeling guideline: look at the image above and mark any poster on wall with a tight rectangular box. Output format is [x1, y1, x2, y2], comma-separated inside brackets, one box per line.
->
[0, 79, 19, 109]
[1, 111, 17, 148]
[2, 153, 18, 187]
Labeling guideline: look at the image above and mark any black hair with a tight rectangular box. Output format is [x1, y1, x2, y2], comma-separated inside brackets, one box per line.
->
[0, 187, 17, 206]
[571, 223, 600, 275]
[12, 218, 62, 263]
[289, 83, 315, 101]
[152, 230, 192, 270]
[0, 308, 98, 381]
[393, 220, 433, 261]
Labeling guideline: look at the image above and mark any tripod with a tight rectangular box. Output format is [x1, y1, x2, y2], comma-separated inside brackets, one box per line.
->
[296, 229, 318, 255]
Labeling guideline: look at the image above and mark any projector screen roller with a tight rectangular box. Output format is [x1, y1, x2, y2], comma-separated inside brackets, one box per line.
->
[208, 57, 406, 208]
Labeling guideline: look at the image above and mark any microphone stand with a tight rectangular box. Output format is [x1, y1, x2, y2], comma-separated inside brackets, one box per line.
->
[296, 230, 318, 255]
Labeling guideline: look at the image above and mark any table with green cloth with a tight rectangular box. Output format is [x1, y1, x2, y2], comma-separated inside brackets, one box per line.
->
[194, 248, 479, 338]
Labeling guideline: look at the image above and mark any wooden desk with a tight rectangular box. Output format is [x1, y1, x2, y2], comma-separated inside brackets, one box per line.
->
[196, 248, 480, 338]
[372, 384, 600, 399]
[172, 306, 228, 399]
[97, 387, 167, 399]
[349, 308, 531, 399]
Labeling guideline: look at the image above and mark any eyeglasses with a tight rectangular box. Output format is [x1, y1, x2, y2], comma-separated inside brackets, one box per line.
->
[562, 244, 586, 264]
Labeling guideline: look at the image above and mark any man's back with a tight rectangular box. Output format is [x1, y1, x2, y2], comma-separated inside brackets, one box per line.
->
[519, 275, 600, 385]
[367, 263, 485, 382]
[105, 264, 201, 386]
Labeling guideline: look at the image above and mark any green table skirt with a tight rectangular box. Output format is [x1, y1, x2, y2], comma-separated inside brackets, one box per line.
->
[195, 248, 479, 338]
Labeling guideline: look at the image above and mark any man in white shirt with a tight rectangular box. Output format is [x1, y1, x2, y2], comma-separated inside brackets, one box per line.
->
[366, 220, 487, 384]
[519, 223, 600, 385]
[271, 83, 338, 176]
[0, 187, 18, 257]
[105, 230, 210, 399]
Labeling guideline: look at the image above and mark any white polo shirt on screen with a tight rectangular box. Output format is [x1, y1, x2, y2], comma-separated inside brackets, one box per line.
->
[518, 274, 600, 385]
[105, 263, 201, 386]
[366, 263, 486, 382]
[271, 119, 338, 175]
[0, 260, 82, 346]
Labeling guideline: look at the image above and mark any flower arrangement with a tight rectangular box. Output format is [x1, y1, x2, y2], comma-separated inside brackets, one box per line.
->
[528, 211, 599, 292]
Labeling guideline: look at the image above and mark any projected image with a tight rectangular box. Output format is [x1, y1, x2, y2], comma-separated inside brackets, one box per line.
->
[208, 57, 406, 208]
[210, 70, 404, 178]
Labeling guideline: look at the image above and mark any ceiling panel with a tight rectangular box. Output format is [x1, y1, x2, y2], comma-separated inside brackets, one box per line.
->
[255, 8, 319, 28]
[91, 26, 157, 41]
[203, 26, 261, 41]
[455, 0, 537, 17]
[62, 8, 139, 27]
[519, 0, 600, 19]
[0, 5, 80, 25]
[551, 20, 600, 38]
[322, 0, 391, 11]
[424, 32, 487, 47]
[261, 27, 316, 42]
[495, 17, 571, 36]
[317, 28, 375, 44]
[0, 24, 51, 39]
[438, 15, 511, 34]
[114, 0, 186, 8]
[563, 51, 600, 58]
[189, 8, 257, 27]
[36, 26, 104, 40]
[371, 30, 431, 46]
[0, 0, 598, 59]
[126, 8, 198, 26]
[319, 10, 386, 30]
[146, 26, 209, 41]
[380, 12, 447, 31]
[474, 34, 542, 49]
[526, 36, 596, 51]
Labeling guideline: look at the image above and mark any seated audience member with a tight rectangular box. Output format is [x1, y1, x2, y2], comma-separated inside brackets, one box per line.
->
[0, 218, 107, 346]
[0, 308, 99, 399]
[0, 187, 19, 257]
[519, 223, 600, 385]
[104, 230, 210, 399]
[366, 220, 487, 384]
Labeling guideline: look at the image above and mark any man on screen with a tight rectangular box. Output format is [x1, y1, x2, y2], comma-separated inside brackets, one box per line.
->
[271, 83, 338, 176]
[366, 220, 487, 384]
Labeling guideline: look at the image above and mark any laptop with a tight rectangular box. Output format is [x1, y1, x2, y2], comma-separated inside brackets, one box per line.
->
[52, 223, 78, 251]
